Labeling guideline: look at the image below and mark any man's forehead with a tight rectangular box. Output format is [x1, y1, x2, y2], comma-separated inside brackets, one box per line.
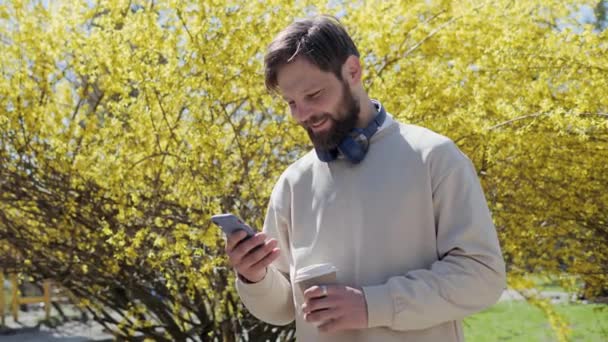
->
[276, 58, 335, 97]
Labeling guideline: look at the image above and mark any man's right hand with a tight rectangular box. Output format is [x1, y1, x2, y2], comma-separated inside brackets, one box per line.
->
[226, 230, 281, 283]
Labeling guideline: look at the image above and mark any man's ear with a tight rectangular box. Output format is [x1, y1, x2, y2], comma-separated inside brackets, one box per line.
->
[342, 55, 362, 85]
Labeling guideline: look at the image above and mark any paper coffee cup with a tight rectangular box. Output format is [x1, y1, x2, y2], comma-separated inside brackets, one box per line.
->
[294, 263, 337, 294]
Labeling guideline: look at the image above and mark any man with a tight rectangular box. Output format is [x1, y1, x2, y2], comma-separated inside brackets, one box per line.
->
[225, 15, 506, 341]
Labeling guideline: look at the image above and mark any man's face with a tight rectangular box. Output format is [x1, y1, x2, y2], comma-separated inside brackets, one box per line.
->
[276, 57, 360, 150]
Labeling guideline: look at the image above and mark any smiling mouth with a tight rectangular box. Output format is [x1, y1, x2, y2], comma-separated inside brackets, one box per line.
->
[310, 116, 329, 129]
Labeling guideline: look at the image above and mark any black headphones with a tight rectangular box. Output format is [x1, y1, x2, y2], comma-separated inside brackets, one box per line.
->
[315, 100, 386, 164]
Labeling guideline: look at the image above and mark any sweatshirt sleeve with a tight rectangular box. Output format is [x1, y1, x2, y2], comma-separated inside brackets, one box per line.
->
[235, 177, 295, 326]
[363, 141, 506, 331]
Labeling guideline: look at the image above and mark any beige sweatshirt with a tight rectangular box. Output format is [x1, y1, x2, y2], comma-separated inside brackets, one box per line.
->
[236, 115, 506, 342]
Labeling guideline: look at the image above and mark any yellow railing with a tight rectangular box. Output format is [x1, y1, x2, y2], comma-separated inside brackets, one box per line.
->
[1, 271, 53, 325]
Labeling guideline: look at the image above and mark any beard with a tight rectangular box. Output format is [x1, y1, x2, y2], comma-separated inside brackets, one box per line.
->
[305, 82, 360, 151]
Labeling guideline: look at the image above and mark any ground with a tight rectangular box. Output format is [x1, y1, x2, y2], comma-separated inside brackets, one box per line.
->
[1, 288, 607, 341]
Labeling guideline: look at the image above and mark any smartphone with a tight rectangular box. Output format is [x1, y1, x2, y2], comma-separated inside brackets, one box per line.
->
[211, 213, 256, 238]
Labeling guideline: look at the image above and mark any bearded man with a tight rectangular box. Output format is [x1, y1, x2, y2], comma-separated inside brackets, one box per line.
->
[224, 15, 506, 342]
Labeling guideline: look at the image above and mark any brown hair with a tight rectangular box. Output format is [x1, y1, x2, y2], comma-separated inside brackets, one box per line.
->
[264, 15, 360, 92]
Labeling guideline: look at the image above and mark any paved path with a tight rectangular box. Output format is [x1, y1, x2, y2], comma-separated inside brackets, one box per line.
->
[0, 322, 112, 342]
[499, 288, 573, 304]
[1, 305, 113, 341]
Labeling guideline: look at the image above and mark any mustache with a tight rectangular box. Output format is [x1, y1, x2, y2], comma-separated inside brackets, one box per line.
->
[303, 113, 331, 127]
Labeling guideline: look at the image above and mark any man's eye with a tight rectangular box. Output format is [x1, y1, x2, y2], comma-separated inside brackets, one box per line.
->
[310, 90, 322, 98]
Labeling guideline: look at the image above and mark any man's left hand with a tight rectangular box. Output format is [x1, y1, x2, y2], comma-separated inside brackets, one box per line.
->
[301, 285, 368, 333]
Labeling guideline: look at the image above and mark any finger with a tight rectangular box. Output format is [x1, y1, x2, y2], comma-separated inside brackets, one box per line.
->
[301, 296, 334, 315]
[229, 233, 267, 261]
[303, 284, 336, 301]
[238, 239, 278, 269]
[305, 307, 341, 324]
[225, 230, 250, 253]
[246, 247, 281, 273]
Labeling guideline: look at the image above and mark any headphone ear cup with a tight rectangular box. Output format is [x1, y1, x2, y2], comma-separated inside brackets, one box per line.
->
[338, 134, 368, 164]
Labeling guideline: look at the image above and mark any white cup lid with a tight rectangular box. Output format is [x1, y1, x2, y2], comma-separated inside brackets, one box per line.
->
[294, 263, 337, 283]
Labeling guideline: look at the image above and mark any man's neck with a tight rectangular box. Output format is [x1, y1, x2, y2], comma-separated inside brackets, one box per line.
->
[355, 93, 376, 129]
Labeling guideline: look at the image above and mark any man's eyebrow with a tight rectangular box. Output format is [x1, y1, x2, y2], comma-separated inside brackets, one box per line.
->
[303, 84, 322, 93]
[280, 83, 323, 102]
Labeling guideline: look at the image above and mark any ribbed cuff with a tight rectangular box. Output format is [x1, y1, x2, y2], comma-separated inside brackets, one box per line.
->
[363, 284, 393, 328]
[236, 267, 276, 296]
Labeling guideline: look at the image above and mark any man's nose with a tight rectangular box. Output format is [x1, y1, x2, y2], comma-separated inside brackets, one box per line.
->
[294, 103, 315, 124]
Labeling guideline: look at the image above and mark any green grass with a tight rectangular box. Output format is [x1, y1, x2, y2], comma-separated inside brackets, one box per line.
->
[464, 301, 608, 342]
